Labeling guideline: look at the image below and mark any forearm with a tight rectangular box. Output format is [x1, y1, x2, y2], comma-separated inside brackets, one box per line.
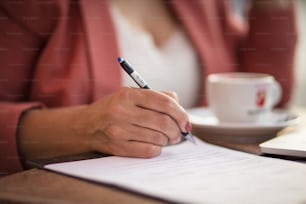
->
[18, 105, 91, 160]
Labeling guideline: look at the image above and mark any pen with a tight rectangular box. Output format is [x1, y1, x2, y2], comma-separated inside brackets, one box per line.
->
[117, 57, 196, 144]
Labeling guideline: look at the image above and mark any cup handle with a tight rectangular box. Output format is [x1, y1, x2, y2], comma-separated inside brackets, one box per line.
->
[272, 81, 282, 106]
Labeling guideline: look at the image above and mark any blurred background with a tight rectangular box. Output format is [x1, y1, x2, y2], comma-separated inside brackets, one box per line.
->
[291, 0, 306, 107]
[234, 0, 306, 107]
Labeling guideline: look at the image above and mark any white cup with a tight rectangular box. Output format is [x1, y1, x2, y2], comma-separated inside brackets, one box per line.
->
[206, 72, 282, 123]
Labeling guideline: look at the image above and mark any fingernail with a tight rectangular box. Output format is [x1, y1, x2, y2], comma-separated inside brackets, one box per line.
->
[185, 122, 192, 132]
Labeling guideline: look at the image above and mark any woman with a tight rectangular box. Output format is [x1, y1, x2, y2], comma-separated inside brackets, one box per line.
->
[0, 0, 297, 175]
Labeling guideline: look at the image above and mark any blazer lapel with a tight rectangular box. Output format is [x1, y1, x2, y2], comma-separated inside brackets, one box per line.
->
[80, 0, 121, 100]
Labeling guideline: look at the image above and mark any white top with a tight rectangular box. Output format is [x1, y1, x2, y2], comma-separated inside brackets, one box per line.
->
[110, 5, 201, 108]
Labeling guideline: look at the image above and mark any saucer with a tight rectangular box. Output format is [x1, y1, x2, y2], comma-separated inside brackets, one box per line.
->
[187, 107, 299, 144]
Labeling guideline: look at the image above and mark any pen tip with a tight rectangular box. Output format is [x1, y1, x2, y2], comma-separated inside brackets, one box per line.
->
[117, 57, 123, 63]
[187, 134, 197, 145]
[182, 132, 197, 145]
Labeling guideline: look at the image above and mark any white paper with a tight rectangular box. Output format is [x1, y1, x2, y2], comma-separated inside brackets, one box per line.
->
[45, 138, 306, 204]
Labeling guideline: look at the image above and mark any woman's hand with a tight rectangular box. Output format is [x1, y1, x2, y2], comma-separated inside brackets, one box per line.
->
[80, 87, 189, 158]
[19, 87, 190, 160]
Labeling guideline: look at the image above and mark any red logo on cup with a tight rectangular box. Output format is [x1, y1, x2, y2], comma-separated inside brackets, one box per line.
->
[256, 89, 266, 107]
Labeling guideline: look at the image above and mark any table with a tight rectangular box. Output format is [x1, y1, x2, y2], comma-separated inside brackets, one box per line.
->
[0, 168, 166, 204]
[0, 108, 305, 204]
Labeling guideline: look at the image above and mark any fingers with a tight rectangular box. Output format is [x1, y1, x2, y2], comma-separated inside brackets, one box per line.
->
[105, 124, 170, 146]
[96, 139, 162, 158]
[131, 88, 190, 133]
[117, 141, 161, 158]
[131, 107, 181, 144]
[162, 91, 179, 102]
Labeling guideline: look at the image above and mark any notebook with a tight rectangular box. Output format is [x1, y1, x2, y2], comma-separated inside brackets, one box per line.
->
[260, 129, 306, 158]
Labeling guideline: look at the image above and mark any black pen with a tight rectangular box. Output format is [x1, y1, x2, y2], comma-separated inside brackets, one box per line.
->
[117, 57, 196, 144]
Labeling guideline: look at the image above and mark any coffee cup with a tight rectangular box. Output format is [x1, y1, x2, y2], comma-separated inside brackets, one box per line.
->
[206, 72, 282, 123]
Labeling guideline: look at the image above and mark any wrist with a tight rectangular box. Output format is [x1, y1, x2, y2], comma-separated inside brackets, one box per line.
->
[18, 105, 92, 160]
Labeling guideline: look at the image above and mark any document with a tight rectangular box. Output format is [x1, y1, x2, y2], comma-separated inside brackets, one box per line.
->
[45, 138, 306, 204]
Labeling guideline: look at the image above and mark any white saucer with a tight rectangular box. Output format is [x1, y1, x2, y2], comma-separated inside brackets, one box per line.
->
[187, 107, 299, 144]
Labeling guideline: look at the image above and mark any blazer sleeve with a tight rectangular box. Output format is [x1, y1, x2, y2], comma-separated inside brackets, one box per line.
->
[0, 1, 58, 175]
[239, 1, 298, 107]
[0, 102, 43, 175]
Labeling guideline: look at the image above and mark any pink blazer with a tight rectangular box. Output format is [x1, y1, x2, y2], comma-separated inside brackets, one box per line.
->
[0, 0, 297, 175]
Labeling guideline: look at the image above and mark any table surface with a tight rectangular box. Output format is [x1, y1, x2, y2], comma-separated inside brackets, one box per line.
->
[1, 108, 305, 204]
